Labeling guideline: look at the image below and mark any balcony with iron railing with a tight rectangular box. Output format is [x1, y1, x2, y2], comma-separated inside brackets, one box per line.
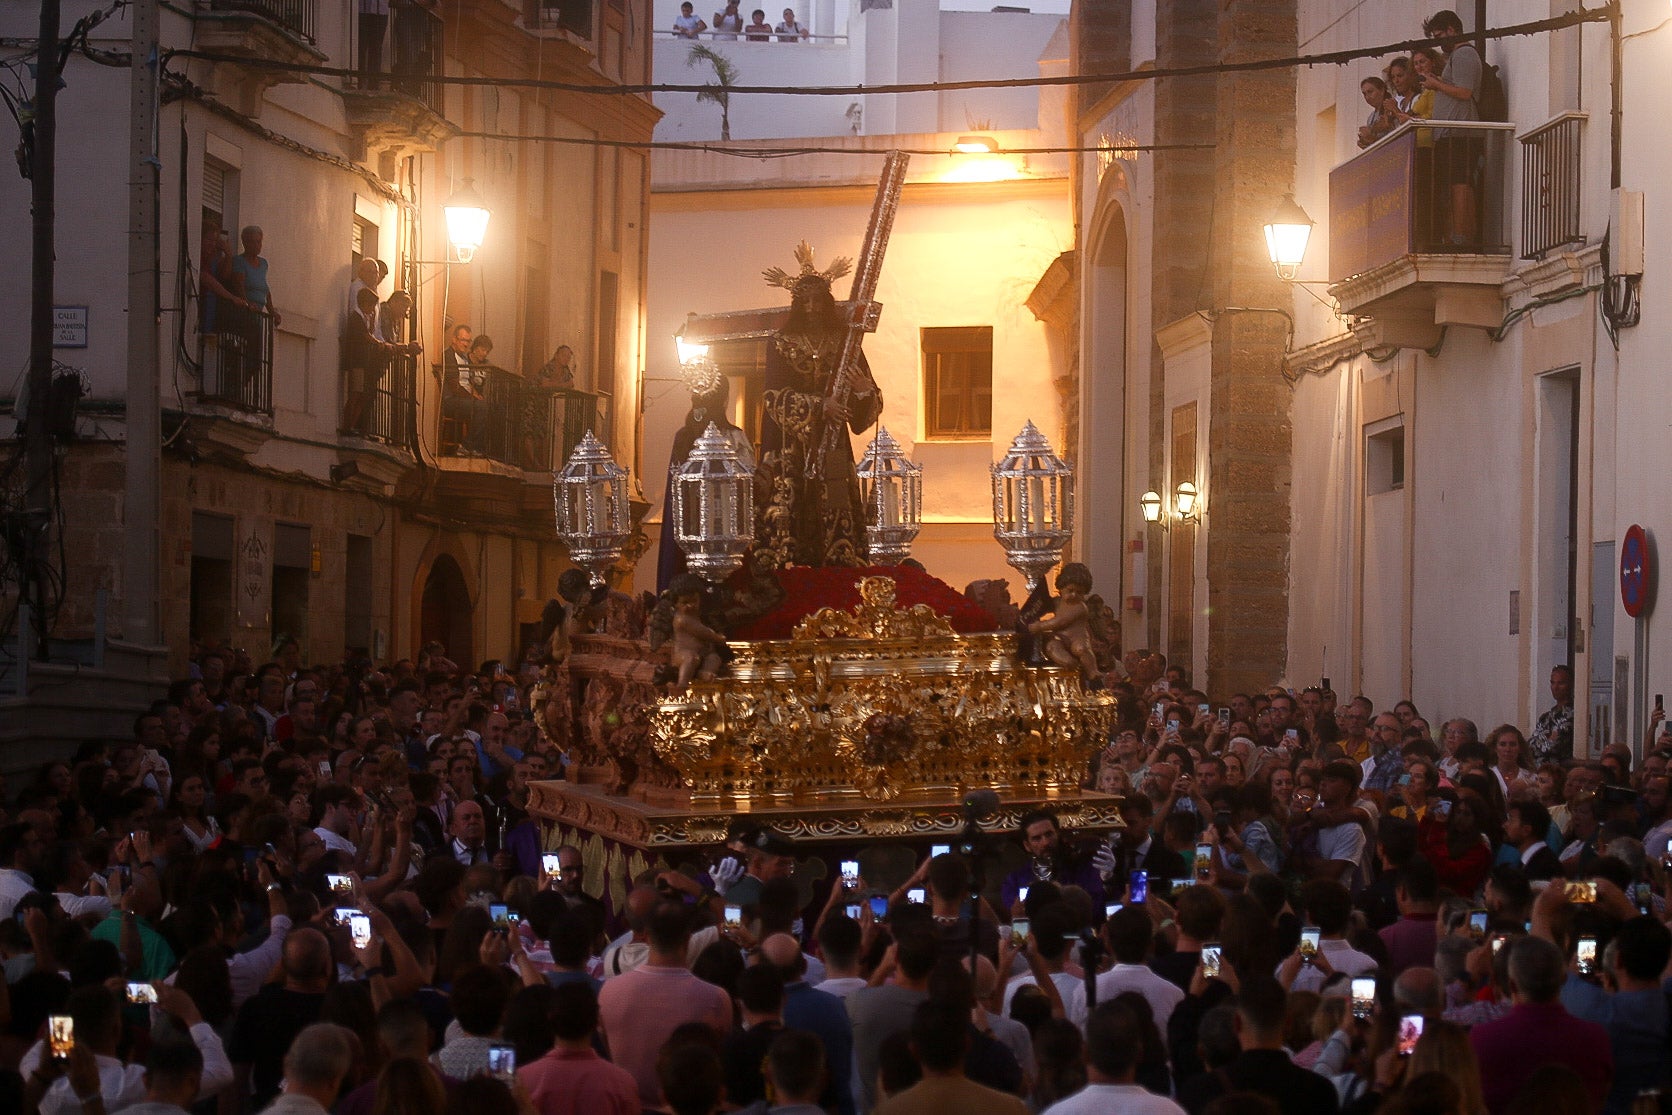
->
[435, 363, 612, 474]
[193, 0, 327, 114]
[199, 311, 274, 416]
[341, 352, 418, 450]
[522, 0, 594, 40]
[1327, 120, 1516, 349]
[343, 5, 455, 158]
[202, 0, 315, 42]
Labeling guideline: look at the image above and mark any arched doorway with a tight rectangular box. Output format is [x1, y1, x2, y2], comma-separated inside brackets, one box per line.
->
[419, 554, 474, 666]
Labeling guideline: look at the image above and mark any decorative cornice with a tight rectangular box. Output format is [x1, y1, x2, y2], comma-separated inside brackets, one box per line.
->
[1284, 329, 1365, 378]
[1501, 243, 1604, 305]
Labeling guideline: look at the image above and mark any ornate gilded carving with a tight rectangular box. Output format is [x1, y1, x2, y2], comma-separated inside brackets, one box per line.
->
[644, 576, 1116, 809]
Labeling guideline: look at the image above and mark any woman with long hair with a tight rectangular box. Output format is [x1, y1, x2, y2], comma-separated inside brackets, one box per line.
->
[1420, 789, 1495, 897]
[169, 773, 222, 852]
[1407, 1019, 1486, 1115]
[1487, 724, 1538, 800]
[372, 1058, 446, 1115]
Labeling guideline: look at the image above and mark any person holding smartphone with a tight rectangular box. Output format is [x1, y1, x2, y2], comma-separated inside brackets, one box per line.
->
[998, 808, 1110, 912]
[1279, 880, 1378, 994]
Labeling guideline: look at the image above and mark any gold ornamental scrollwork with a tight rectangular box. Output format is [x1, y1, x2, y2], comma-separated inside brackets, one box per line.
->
[648, 576, 1117, 809]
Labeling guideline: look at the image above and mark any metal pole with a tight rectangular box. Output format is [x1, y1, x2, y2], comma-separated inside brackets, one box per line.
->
[24, 0, 60, 660]
[123, 0, 162, 646]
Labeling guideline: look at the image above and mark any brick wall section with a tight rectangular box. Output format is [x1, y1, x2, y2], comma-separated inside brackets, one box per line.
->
[1149, 0, 1218, 650]
[1071, 2, 1130, 122]
[1206, 0, 1297, 695]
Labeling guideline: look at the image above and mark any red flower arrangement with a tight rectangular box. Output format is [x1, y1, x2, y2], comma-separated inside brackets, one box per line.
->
[731, 565, 1001, 640]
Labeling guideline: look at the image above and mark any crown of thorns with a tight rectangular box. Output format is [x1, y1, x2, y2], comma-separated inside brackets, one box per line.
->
[761, 240, 852, 292]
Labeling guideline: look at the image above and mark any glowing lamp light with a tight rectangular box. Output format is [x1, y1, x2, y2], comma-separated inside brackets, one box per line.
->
[951, 134, 999, 154]
[1263, 193, 1313, 281]
[991, 421, 1074, 592]
[1139, 490, 1163, 524]
[1175, 481, 1200, 520]
[443, 178, 491, 264]
[552, 432, 631, 587]
[675, 332, 710, 366]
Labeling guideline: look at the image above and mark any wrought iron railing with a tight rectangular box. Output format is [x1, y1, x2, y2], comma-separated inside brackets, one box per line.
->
[347, 6, 445, 115]
[344, 353, 418, 448]
[200, 311, 274, 415]
[1519, 113, 1586, 259]
[204, 0, 316, 43]
[436, 366, 612, 472]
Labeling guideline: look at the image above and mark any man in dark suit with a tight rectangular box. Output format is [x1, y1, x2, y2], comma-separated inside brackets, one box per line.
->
[1504, 799, 1564, 881]
[1179, 974, 1340, 1115]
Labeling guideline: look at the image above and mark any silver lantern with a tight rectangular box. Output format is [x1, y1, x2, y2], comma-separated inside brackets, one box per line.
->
[553, 431, 632, 587]
[672, 422, 755, 582]
[856, 426, 922, 565]
[991, 420, 1074, 592]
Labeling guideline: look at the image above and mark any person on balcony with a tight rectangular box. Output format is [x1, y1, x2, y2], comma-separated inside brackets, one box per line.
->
[343, 288, 420, 437]
[745, 9, 773, 40]
[776, 8, 807, 41]
[1355, 76, 1403, 149]
[712, 1, 744, 40]
[442, 323, 489, 455]
[1421, 9, 1485, 247]
[673, 2, 708, 38]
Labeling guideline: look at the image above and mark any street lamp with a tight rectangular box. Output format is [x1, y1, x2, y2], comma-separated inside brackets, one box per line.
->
[951, 134, 999, 154]
[1139, 490, 1164, 524]
[672, 422, 756, 583]
[1263, 193, 1314, 281]
[443, 178, 491, 264]
[1174, 481, 1200, 522]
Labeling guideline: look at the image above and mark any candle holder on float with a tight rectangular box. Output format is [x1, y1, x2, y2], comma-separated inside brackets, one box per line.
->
[552, 431, 632, 587]
[856, 426, 922, 565]
[991, 420, 1074, 592]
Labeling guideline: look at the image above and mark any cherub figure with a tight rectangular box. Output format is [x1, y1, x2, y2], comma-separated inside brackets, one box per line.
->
[1027, 562, 1101, 683]
[669, 574, 727, 685]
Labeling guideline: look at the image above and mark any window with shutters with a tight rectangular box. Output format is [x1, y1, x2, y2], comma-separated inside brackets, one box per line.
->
[201, 157, 238, 239]
[920, 326, 993, 439]
[351, 216, 377, 271]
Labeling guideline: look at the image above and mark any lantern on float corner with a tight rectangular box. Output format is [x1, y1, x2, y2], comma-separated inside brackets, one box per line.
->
[552, 431, 631, 586]
[991, 420, 1074, 592]
[672, 422, 755, 583]
[856, 426, 922, 565]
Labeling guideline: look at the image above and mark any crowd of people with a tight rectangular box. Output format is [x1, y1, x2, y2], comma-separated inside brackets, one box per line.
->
[0, 626, 1666, 1115]
[673, 3, 809, 41]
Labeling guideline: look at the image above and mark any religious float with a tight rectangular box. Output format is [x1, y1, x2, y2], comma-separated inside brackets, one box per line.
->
[526, 154, 1123, 913]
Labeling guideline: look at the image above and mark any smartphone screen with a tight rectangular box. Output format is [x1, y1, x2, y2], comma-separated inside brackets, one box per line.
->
[1018, 886, 1030, 903]
[1299, 926, 1321, 961]
[489, 903, 509, 925]
[541, 853, 561, 877]
[1129, 870, 1148, 904]
[839, 860, 859, 885]
[724, 904, 743, 928]
[334, 907, 357, 927]
[48, 1015, 73, 1058]
[1397, 1013, 1424, 1055]
[1167, 719, 1181, 732]
[1171, 877, 1193, 894]
[1490, 934, 1506, 955]
[126, 981, 158, 1004]
[845, 904, 862, 919]
[1468, 910, 1488, 939]
[930, 844, 951, 858]
[487, 1043, 517, 1081]
[1195, 843, 1213, 880]
[869, 895, 889, 920]
[1577, 936, 1598, 976]
[1633, 882, 1653, 913]
[1350, 977, 1375, 1020]
[349, 914, 372, 950]
[906, 887, 926, 905]
[1012, 918, 1030, 944]
[1284, 728, 1299, 741]
[1218, 707, 1231, 725]
[1566, 880, 1598, 903]
[1105, 902, 1123, 918]
[1201, 943, 1222, 978]
[327, 874, 353, 895]
[1198, 703, 1211, 716]
[318, 760, 333, 779]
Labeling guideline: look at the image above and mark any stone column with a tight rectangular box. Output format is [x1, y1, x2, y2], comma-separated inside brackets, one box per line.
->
[1205, 0, 1297, 695]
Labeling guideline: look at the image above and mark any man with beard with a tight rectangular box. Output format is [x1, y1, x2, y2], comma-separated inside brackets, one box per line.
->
[998, 808, 1109, 910]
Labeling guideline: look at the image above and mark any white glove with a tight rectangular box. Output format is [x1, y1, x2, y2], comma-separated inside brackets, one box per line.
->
[711, 856, 745, 895]
[1091, 845, 1117, 879]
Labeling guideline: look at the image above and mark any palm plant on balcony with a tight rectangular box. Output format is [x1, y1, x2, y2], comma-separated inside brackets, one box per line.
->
[686, 44, 737, 141]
